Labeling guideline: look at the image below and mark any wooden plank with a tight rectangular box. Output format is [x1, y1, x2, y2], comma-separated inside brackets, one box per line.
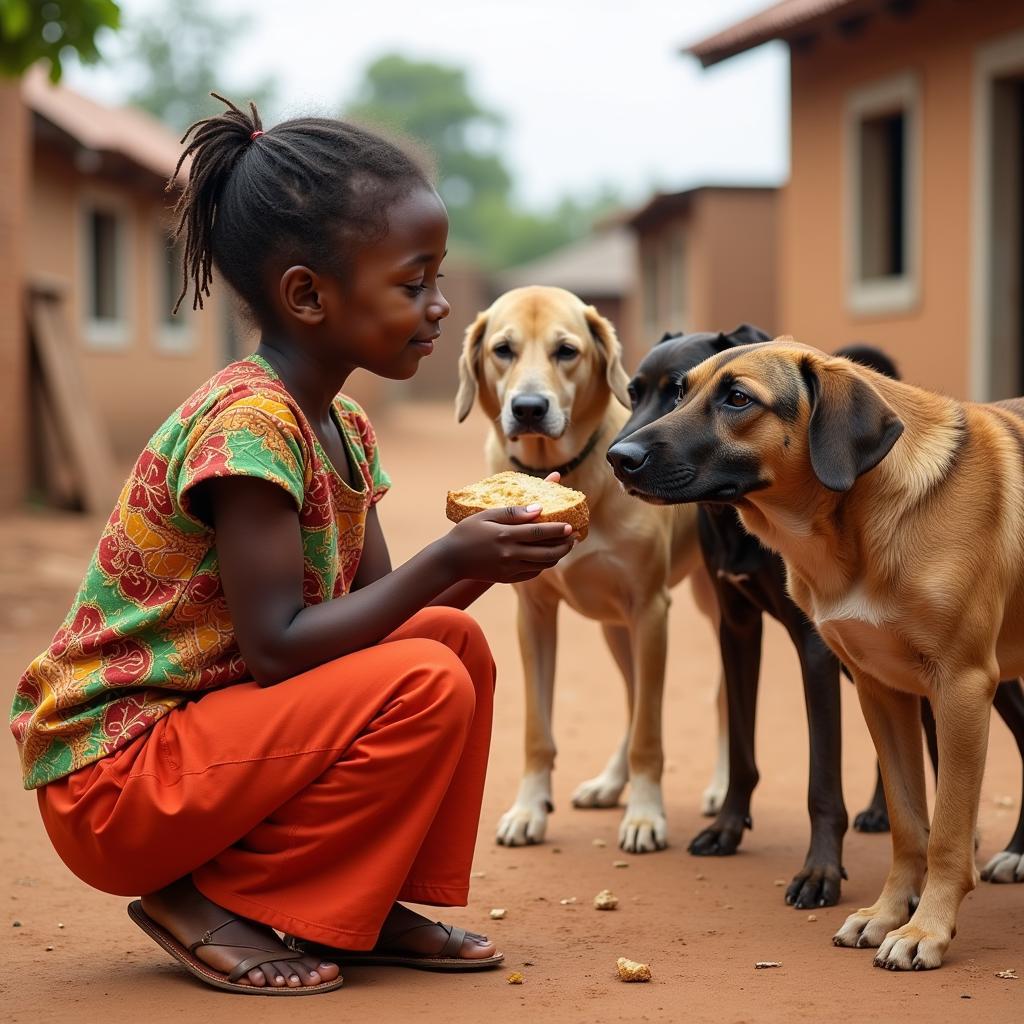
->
[27, 283, 117, 515]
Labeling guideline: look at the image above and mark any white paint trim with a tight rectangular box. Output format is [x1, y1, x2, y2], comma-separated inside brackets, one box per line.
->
[843, 71, 922, 317]
[970, 30, 1024, 402]
[78, 189, 133, 350]
[153, 226, 195, 356]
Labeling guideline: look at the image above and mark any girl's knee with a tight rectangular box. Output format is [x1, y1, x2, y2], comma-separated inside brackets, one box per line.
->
[400, 639, 476, 724]
[406, 606, 491, 658]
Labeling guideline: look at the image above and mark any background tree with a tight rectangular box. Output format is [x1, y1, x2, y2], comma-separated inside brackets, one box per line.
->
[113, 0, 276, 132]
[0, 0, 120, 80]
[346, 53, 619, 269]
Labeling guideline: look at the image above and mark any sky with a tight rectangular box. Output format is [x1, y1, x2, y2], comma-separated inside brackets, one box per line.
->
[67, 0, 789, 211]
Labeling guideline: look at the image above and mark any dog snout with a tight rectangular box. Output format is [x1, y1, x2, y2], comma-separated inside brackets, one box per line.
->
[510, 393, 550, 424]
[606, 440, 650, 476]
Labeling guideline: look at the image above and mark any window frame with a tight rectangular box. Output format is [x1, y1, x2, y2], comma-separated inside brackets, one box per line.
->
[79, 192, 133, 350]
[155, 226, 196, 356]
[843, 71, 921, 317]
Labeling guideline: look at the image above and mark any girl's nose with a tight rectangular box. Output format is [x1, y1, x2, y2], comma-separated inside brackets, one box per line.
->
[428, 289, 451, 322]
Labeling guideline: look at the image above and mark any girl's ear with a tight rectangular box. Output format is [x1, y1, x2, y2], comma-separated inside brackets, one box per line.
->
[279, 265, 324, 325]
[584, 305, 630, 408]
[455, 308, 489, 423]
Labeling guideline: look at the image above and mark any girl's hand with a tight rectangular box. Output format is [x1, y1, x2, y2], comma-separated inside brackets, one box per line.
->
[441, 504, 575, 584]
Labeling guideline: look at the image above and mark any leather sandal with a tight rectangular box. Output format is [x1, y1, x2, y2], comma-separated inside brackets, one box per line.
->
[127, 900, 344, 995]
[289, 921, 504, 972]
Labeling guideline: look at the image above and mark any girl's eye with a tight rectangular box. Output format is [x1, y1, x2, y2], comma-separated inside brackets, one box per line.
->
[725, 389, 752, 408]
[554, 344, 578, 361]
[493, 342, 514, 359]
[403, 283, 428, 297]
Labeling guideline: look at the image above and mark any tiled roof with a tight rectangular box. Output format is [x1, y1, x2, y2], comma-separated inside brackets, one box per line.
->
[23, 65, 186, 184]
[685, 0, 859, 67]
[497, 226, 636, 297]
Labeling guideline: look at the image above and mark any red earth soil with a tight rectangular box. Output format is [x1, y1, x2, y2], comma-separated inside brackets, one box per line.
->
[1, 401, 1021, 1023]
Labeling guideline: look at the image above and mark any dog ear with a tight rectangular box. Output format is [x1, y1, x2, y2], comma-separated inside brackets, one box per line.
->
[801, 357, 904, 492]
[721, 323, 771, 348]
[584, 305, 631, 408]
[455, 309, 489, 423]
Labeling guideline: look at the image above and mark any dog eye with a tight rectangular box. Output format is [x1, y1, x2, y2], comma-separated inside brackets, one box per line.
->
[626, 383, 639, 407]
[725, 389, 752, 409]
[493, 342, 514, 359]
[554, 344, 578, 361]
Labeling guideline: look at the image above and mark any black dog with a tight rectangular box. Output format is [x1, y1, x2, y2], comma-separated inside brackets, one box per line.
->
[611, 326, 1024, 904]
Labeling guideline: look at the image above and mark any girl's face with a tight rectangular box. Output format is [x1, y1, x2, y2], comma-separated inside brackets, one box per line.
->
[323, 186, 451, 380]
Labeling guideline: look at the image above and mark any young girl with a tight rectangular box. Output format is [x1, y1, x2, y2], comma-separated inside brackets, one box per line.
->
[10, 96, 576, 996]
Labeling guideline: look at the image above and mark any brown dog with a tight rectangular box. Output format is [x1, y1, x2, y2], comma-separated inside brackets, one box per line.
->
[456, 285, 716, 852]
[607, 336, 1024, 968]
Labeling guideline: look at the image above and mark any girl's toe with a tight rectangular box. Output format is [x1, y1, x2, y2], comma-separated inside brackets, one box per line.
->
[245, 967, 267, 987]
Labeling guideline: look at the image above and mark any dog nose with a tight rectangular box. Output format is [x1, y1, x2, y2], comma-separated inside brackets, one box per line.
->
[606, 441, 650, 476]
[511, 394, 549, 422]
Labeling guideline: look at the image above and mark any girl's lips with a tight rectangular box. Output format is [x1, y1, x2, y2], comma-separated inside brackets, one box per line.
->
[410, 334, 439, 354]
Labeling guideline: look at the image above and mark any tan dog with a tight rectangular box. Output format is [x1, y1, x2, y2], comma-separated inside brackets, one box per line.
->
[456, 285, 715, 852]
[607, 335, 1024, 967]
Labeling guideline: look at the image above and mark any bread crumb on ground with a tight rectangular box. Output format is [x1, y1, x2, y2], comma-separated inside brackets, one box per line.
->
[594, 889, 618, 911]
[489, 908, 506, 920]
[617, 957, 651, 982]
[507, 972, 524, 985]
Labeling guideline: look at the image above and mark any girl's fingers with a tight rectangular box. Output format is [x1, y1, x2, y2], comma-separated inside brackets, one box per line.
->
[507, 522, 573, 543]
[512, 540, 575, 564]
[544, 471, 561, 484]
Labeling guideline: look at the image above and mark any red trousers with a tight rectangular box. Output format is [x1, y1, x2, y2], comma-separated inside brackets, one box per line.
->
[37, 607, 496, 949]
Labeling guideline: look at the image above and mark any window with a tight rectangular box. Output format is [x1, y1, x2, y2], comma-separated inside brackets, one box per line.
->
[82, 202, 130, 346]
[845, 73, 920, 315]
[156, 230, 194, 354]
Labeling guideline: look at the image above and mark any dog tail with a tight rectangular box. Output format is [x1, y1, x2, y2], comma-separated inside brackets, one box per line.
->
[833, 344, 900, 381]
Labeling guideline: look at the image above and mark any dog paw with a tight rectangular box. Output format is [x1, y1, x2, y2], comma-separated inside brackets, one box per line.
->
[496, 801, 551, 846]
[618, 808, 668, 853]
[618, 777, 668, 853]
[687, 812, 750, 857]
[980, 849, 1024, 883]
[832, 903, 911, 950]
[571, 774, 625, 809]
[872, 924, 950, 971]
[852, 806, 890, 833]
[700, 781, 726, 817]
[785, 862, 847, 909]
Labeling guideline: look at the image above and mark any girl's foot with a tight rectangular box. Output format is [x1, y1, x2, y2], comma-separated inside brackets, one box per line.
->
[375, 902, 497, 959]
[141, 877, 340, 989]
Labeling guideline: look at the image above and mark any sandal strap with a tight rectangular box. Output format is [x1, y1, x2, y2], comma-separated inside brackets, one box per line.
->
[436, 923, 467, 959]
[376, 920, 467, 959]
[226, 949, 305, 985]
[185, 915, 308, 982]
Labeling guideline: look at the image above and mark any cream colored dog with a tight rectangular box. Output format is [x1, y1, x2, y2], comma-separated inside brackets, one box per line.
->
[607, 335, 1024, 965]
[455, 285, 715, 852]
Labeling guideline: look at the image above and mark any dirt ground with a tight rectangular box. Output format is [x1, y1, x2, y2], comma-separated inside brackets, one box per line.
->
[2, 401, 1022, 1024]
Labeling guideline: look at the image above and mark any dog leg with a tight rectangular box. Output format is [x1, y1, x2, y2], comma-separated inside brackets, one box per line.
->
[689, 590, 761, 858]
[980, 678, 1024, 883]
[786, 630, 848, 909]
[619, 593, 670, 853]
[701, 673, 729, 816]
[873, 671, 995, 971]
[834, 675, 929, 952]
[689, 563, 728, 816]
[853, 765, 891, 833]
[497, 590, 559, 847]
[572, 624, 632, 809]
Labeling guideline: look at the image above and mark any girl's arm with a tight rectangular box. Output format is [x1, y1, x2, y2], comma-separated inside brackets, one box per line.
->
[207, 476, 573, 685]
[353, 506, 493, 610]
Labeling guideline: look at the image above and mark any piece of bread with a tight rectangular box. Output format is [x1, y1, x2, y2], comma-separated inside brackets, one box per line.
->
[446, 471, 589, 539]
[616, 957, 652, 982]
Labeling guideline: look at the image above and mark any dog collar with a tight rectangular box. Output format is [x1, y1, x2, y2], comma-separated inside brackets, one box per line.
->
[509, 428, 603, 479]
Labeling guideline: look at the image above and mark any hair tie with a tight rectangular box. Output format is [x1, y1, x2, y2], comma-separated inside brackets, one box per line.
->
[250, 130, 264, 141]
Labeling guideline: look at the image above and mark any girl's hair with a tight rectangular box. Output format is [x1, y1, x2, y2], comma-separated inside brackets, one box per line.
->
[170, 94, 430, 320]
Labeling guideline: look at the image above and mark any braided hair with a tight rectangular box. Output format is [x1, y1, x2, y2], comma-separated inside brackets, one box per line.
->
[169, 94, 430, 321]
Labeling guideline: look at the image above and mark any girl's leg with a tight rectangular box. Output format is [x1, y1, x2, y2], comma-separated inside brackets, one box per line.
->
[39, 633, 482, 964]
[385, 607, 497, 905]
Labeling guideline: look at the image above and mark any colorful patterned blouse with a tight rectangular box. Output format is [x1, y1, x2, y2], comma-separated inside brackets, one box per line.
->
[10, 354, 390, 790]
